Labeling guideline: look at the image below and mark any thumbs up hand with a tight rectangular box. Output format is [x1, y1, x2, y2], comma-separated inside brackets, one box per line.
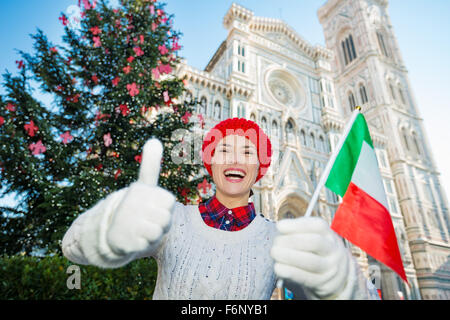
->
[106, 139, 176, 256]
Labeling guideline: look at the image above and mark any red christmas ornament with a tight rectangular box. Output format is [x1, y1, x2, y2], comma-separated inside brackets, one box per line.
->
[123, 65, 131, 74]
[29, 140, 46, 156]
[5, 103, 16, 112]
[118, 104, 130, 116]
[93, 36, 102, 47]
[16, 60, 24, 69]
[90, 26, 101, 35]
[60, 131, 74, 144]
[133, 46, 144, 57]
[114, 169, 122, 180]
[24, 120, 39, 137]
[66, 93, 80, 103]
[178, 187, 189, 204]
[126, 82, 139, 97]
[134, 154, 142, 163]
[112, 77, 120, 86]
[59, 14, 68, 26]
[158, 44, 168, 55]
[181, 111, 191, 124]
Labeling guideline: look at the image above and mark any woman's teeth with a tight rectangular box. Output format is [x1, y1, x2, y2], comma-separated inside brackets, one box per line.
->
[224, 170, 246, 178]
[224, 170, 246, 182]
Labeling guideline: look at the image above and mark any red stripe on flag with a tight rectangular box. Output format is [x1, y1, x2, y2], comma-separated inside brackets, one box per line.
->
[331, 182, 408, 283]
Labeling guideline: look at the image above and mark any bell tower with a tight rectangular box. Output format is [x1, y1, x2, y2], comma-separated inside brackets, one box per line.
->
[318, 0, 450, 299]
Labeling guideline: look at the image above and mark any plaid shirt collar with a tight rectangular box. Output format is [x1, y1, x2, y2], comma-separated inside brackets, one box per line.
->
[198, 194, 256, 231]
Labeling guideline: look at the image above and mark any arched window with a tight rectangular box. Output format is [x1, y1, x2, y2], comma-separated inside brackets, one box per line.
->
[237, 60, 245, 73]
[310, 132, 316, 149]
[334, 136, 339, 151]
[319, 136, 326, 153]
[412, 132, 422, 155]
[398, 86, 406, 105]
[238, 43, 245, 57]
[348, 92, 356, 112]
[359, 84, 368, 104]
[376, 31, 390, 57]
[286, 119, 295, 143]
[261, 117, 268, 133]
[389, 82, 396, 101]
[427, 210, 438, 228]
[214, 101, 221, 120]
[300, 129, 306, 146]
[377, 149, 388, 168]
[272, 121, 279, 136]
[199, 96, 207, 114]
[223, 103, 230, 119]
[341, 34, 357, 66]
[250, 113, 256, 122]
[401, 128, 410, 151]
[237, 103, 246, 118]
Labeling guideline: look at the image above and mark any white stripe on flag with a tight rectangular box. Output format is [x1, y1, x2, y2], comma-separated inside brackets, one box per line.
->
[351, 141, 389, 209]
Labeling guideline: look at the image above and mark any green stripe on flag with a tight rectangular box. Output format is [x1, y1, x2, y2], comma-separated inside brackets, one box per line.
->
[325, 114, 373, 197]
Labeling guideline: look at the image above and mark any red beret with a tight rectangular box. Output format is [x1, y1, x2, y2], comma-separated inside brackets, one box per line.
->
[201, 118, 272, 182]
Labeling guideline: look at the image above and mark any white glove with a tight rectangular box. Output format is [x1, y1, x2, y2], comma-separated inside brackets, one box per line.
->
[270, 216, 355, 299]
[106, 139, 175, 256]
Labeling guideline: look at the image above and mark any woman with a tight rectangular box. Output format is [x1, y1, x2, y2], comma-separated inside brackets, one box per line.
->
[62, 117, 375, 299]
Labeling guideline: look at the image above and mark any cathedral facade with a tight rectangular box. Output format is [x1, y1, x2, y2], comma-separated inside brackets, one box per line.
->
[175, 0, 450, 300]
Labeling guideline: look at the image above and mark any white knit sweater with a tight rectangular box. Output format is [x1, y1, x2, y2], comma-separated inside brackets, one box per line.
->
[62, 190, 278, 299]
[62, 190, 375, 300]
[152, 203, 277, 299]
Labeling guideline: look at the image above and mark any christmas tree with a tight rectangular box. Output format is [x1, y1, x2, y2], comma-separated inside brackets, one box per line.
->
[0, 0, 207, 256]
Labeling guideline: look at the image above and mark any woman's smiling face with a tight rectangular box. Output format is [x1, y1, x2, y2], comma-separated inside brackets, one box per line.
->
[211, 134, 259, 199]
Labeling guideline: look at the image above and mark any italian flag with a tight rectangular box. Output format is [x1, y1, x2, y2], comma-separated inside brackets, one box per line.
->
[326, 111, 407, 283]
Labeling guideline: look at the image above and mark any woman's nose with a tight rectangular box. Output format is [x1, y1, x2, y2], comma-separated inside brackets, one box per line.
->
[225, 150, 246, 164]
[225, 150, 237, 164]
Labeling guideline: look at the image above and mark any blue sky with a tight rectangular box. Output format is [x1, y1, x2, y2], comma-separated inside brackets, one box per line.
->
[0, 0, 449, 205]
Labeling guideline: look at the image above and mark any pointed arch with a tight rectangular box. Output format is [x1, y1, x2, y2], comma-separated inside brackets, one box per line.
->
[412, 131, 422, 155]
[285, 118, 296, 144]
[214, 100, 221, 120]
[348, 91, 357, 112]
[261, 116, 268, 134]
[199, 96, 208, 115]
[359, 83, 368, 105]
[272, 120, 279, 136]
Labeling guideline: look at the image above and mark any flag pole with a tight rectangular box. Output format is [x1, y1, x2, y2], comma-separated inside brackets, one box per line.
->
[276, 106, 362, 296]
[303, 107, 361, 218]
